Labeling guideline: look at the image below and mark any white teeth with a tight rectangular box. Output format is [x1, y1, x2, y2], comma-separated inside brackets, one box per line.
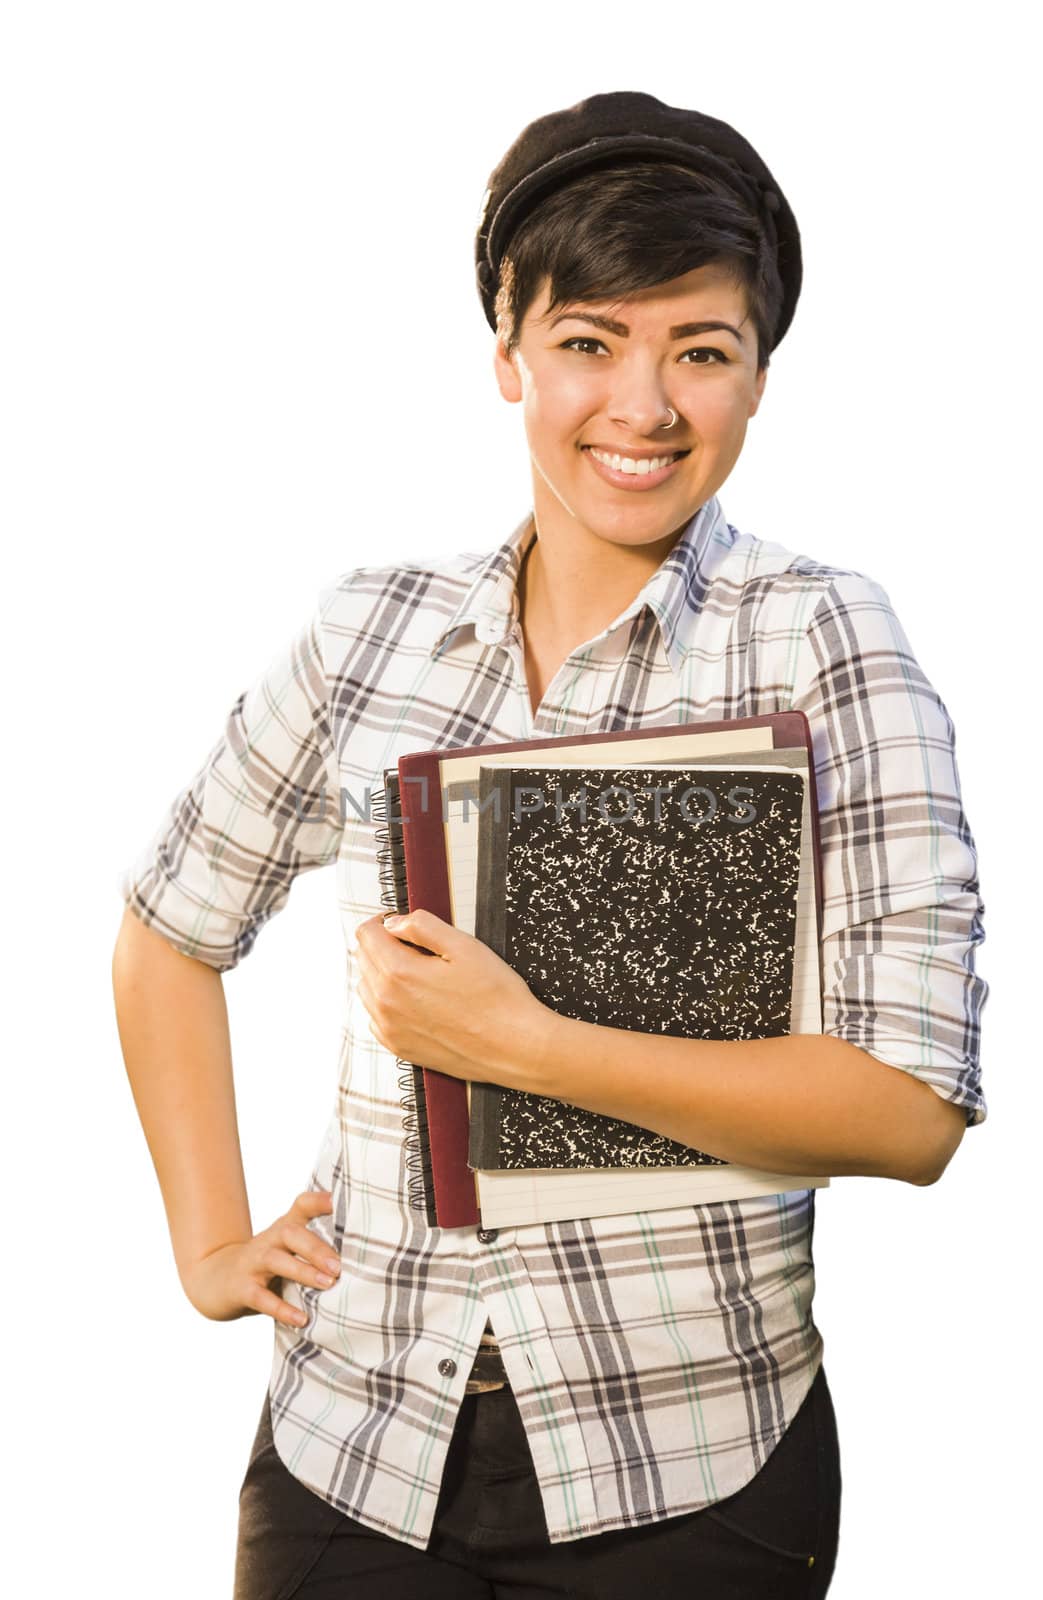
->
[589, 448, 677, 475]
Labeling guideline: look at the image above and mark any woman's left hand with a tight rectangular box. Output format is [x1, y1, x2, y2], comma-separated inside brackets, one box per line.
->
[352, 909, 556, 1093]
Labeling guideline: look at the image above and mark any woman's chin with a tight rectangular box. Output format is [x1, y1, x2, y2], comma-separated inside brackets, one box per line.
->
[572, 493, 704, 550]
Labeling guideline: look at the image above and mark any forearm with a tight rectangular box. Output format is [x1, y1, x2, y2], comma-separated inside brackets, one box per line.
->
[111, 905, 253, 1288]
[524, 1012, 955, 1185]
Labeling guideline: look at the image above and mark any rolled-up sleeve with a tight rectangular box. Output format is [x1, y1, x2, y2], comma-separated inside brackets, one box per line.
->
[117, 595, 343, 971]
[791, 573, 988, 1127]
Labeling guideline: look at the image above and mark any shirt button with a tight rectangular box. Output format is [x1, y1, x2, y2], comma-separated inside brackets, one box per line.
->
[477, 1228, 499, 1243]
[437, 1358, 457, 1378]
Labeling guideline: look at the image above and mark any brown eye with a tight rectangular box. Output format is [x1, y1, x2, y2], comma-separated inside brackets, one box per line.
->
[680, 347, 728, 365]
[561, 337, 608, 356]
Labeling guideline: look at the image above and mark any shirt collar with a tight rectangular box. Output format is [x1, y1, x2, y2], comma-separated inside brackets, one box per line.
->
[429, 495, 733, 677]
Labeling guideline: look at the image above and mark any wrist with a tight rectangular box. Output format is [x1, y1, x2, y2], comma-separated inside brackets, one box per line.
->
[514, 1001, 571, 1100]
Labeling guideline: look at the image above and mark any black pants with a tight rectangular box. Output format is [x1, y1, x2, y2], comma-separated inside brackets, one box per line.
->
[234, 1363, 841, 1599]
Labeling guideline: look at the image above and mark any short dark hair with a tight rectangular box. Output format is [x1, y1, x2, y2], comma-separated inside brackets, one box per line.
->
[494, 160, 783, 373]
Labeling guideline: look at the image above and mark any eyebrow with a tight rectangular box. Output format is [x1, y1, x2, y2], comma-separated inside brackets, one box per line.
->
[546, 310, 746, 344]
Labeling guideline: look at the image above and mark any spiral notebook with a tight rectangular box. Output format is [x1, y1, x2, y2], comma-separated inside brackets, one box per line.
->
[372, 772, 438, 1224]
[374, 713, 826, 1229]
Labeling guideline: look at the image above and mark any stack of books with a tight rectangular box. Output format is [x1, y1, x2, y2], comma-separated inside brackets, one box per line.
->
[372, 714, 828, 1230]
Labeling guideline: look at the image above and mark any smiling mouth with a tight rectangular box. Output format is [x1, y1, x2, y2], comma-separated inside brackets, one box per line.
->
[586, 446, 688, 475]
[581, 444, 690, 489]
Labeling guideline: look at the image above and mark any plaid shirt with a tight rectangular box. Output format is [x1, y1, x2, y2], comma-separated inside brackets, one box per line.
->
[118, 494, 988, 1549]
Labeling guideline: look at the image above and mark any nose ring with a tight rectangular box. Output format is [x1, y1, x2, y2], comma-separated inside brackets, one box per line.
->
[660, 407, 678, 430]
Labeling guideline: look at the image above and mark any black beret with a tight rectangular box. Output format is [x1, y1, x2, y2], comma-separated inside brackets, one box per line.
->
[475, 90, 802, 351]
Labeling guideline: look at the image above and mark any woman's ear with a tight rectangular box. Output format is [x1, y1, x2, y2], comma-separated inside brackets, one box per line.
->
[493, 336, 523, 404]
[747, 365, 768, 418]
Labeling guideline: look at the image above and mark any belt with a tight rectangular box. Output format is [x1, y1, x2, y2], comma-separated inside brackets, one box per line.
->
[464, 1326, 509, 1394]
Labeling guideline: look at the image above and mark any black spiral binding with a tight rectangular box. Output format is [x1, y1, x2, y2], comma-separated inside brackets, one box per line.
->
[372, 770, 439, 1226]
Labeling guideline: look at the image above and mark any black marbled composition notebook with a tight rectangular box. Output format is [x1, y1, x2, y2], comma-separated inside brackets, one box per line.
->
[468, 764, 805, 1173]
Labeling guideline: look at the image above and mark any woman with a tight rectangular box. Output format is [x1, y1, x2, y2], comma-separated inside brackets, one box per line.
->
[113, 91, 988, 1598]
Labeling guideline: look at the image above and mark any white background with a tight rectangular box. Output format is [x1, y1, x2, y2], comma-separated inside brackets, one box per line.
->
[3, 2, 1034, 1593]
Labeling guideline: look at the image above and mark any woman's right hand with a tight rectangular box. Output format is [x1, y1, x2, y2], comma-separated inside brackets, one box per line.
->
[181, 1190, 342, 1328]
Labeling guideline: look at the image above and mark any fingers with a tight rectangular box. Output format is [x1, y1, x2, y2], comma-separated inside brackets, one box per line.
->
[281, 1219, 343, 1279]
[355, 915, 394, 978]
[244, 1281, 312, 1330]
[257, 1243, 340, 1295]
[289, 1188, 335, 1218]
[283, 1190, 341, 1271]
[251, 1190, 343, 1330]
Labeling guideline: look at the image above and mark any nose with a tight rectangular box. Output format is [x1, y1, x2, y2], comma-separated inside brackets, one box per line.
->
[606, 357, 676, 437]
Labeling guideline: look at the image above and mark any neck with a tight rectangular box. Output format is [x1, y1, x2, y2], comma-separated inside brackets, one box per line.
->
[517, 504, 694, 647]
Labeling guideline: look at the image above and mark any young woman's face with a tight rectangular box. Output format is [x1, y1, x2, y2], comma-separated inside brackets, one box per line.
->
[494, 262, 767, 553]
